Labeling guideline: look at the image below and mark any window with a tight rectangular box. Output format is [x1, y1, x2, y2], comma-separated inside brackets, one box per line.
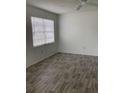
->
[31, 16, 54, 47]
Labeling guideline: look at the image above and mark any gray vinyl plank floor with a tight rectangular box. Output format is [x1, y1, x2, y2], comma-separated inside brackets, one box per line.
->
[27, 53, 98, 93]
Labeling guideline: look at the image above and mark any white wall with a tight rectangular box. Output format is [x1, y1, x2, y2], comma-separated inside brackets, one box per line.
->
[26, 5, 59, 67]
[59, 9, 98, 56]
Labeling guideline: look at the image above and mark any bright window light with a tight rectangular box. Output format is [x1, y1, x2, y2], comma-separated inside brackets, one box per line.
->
[31, 17, 54, 47]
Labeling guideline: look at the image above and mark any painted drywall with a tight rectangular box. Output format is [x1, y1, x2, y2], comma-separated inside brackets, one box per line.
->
[59, 9, 98, 56]
[26, 5, 59, 67]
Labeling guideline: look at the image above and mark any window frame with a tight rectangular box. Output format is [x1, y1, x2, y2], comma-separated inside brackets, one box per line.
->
[31, 16, 55, 47]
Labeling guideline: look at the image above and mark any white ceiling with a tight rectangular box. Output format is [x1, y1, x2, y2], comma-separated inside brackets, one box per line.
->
[27, 0, 98, 14]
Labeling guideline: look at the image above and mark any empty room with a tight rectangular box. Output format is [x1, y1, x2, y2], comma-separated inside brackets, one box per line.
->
[26, 0, 98, 93]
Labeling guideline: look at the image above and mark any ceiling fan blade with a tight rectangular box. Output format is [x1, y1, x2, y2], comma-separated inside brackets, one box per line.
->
[76, 4, 83, 10]
[76, 0, 86, 11]
[86, 2, 98, 6]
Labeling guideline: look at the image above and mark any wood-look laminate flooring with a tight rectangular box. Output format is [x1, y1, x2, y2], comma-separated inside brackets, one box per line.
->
[27, 53, 98, 93]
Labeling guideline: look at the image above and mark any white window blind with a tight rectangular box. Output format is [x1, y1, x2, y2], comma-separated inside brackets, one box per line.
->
[31, 17, 54, 47]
